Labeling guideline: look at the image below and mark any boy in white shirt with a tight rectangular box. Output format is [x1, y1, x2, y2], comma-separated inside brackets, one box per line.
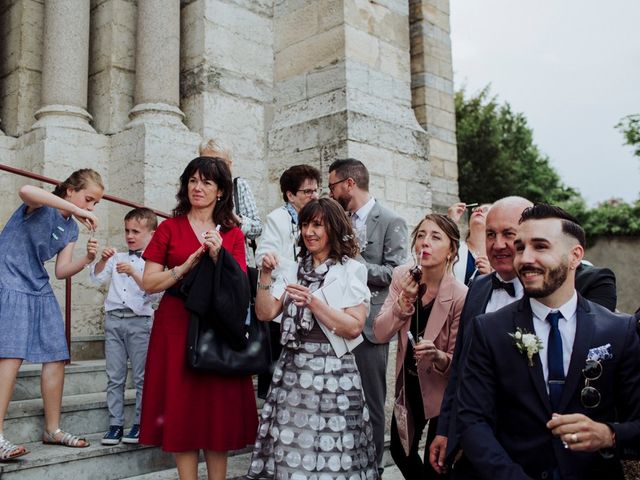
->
[91, 208, 160, 445]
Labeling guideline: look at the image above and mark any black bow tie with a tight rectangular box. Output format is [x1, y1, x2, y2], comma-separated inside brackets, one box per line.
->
[491, 275, 516, 297]
[129, 250, 142, 258]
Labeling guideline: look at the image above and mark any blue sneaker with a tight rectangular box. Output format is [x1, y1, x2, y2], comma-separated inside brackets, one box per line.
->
[101, 425, 123, 445]
[122, 424, 140, 444]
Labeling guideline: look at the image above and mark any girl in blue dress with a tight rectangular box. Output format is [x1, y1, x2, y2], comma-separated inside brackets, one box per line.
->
[0, 169, 104, 460]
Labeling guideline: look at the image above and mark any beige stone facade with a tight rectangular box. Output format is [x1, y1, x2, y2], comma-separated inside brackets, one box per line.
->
[0, 0, 458, 351]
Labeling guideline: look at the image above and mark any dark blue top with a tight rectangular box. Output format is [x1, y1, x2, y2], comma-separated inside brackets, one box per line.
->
[0, 204, 79, 294]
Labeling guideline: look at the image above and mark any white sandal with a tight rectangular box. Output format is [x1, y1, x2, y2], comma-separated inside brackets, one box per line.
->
[0, 434, 28, 460]
[42, 428, 90, 448]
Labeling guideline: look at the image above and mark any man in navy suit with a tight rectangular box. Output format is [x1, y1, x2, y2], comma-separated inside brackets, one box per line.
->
[455, 205, 640, 479]
[429, 198, 619, 475]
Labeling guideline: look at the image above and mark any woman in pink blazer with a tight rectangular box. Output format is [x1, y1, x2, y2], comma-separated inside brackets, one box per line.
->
[374, 213, 467, 479]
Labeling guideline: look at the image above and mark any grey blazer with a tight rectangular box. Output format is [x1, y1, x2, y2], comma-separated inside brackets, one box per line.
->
[358, 200, 408, 343]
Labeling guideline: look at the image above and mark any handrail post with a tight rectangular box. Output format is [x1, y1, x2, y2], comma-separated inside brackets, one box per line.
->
[65, 278, 72, 363]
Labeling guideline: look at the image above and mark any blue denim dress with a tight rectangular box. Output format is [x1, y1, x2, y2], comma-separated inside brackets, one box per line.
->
[0, 204, 79, 362]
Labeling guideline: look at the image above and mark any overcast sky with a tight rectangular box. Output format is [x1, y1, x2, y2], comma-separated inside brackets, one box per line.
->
[449, 0, 640, 206]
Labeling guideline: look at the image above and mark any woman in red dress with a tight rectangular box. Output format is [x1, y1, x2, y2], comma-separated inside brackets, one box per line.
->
[140, 157, 257, 480]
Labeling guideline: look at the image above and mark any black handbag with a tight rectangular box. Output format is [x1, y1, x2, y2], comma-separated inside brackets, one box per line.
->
[186, 307, 271, 376]
[185, 251, 271, 375]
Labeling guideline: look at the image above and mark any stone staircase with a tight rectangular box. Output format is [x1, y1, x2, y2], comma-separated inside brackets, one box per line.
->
[2, 361, 396, 479]
[0, 360, 174, 480]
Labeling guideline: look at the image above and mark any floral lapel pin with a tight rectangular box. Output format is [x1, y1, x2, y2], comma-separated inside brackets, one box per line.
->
[509, 327, 543, 367]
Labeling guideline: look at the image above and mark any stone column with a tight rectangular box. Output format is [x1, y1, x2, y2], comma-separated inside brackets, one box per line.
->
[409, 0, 459, 211]
[128, 0, 185, 127]
[269, 0, 429, 224]
[32, 0, 94, 132]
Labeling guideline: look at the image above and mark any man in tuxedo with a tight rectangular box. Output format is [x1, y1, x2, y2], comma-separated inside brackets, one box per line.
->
[429, 198, 619, 473]
[456, 204, 640, 479]
[430, 196, 533, 472]
[328, 158, 408, 472]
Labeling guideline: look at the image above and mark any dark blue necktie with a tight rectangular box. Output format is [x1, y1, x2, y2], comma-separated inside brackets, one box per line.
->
[547, 311, 565, 411]
[129, 250, 142, 258]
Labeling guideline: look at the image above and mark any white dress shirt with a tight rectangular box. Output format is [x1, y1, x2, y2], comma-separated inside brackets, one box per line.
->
[352, 197, 375, 253]
[90, 251, 161, 316]
[485, 274, 524, 313]
[352, 196, 376, 228]
[531, 291, 578, 389]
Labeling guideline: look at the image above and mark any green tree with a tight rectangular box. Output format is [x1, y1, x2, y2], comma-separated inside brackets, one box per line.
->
[455, 87, 578, 204]
[616, 114, 640, 158]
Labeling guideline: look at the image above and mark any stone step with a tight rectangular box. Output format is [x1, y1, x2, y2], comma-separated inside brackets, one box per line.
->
[123, 449, 253, 480]
[14, 360, 132, 401]
[0, 432, 174, 480]
[127, 461, 405, 480]
[124, 437, 395, 480]
[4, 389, 136, 445]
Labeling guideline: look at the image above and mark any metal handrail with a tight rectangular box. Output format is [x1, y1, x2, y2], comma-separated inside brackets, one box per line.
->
[0, 163, 170, 358]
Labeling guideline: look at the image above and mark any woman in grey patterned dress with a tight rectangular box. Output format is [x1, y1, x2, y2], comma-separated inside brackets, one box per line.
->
[248, 198, 379, 480]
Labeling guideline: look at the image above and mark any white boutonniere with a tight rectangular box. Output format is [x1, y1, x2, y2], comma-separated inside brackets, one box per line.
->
[508, 327, 543, 367]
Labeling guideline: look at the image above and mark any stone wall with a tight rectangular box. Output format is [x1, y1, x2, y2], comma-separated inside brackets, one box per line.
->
[181, 0, 273, 210]
[269, 0, 429, 225]
[0, 0, 458, 355]
[586, 236, 640, 315]
[0, 0, 43, 137]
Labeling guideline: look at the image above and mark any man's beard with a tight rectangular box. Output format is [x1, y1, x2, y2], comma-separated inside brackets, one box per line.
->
[336, 192, 351, 211]
[520, 260, 569, 299]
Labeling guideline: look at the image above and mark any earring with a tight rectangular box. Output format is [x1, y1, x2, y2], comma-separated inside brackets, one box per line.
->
[217, 195, 222, 201]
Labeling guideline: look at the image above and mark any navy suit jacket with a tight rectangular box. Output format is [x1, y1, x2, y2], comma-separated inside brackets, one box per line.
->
[456, 296, 640, 480]
[437, 272, 494, 459]
[438, 267, 619, 462]
[575, 263, 616, 312]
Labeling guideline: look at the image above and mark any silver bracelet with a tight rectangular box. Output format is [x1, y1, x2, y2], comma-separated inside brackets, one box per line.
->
[170, 267, 182, 282]
[257, 281, 272, 291]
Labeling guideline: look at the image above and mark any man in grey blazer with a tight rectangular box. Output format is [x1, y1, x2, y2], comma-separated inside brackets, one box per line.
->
[329, 158, 408, 472]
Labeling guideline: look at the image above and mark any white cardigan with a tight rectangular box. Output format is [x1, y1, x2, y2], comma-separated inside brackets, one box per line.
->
[272, 258, 371, 357]
[255, 206, 299, 266]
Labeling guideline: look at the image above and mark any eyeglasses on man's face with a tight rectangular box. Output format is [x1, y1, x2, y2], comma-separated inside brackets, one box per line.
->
[328, 177, 349, 193]
[297, 188, 320, 197]
[581, 359, 602, 408]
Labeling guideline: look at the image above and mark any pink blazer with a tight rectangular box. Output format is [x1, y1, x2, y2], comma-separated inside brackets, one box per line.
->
[374, 265, 467, 422]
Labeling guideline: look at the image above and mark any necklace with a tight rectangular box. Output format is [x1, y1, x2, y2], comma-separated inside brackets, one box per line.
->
[187, 215, 215, 239]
